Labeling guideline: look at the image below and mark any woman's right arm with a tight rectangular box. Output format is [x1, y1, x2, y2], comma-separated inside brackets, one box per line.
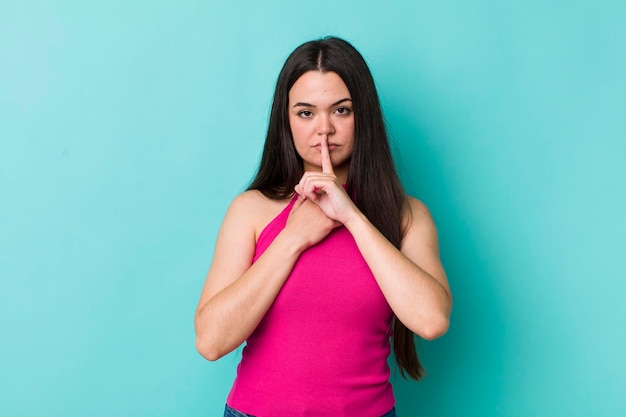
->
[194, 191, 336, 361]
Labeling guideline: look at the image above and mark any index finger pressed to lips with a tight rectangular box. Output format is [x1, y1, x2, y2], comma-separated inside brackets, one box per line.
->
[320, 134, 334, 174]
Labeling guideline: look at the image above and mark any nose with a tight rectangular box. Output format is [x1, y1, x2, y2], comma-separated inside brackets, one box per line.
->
[317, 114, 335, 136]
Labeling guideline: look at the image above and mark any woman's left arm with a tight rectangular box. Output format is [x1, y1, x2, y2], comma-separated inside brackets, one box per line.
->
[296, 135, 451, 340]
[344, 197, 451, 340]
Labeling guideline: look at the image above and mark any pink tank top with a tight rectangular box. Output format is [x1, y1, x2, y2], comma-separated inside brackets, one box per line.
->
[227, 196, 395, 416]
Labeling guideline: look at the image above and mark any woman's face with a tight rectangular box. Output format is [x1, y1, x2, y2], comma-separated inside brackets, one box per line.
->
[288, 71, 355, 178]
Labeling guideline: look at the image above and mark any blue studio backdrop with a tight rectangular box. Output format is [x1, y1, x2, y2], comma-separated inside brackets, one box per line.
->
[1, 1, 625, 416]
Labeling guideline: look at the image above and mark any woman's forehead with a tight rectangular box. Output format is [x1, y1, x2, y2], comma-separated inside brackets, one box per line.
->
[288, 71, 351, 105]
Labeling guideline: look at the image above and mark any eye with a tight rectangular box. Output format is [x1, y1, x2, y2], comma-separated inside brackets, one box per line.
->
[297, 110, 313, 118]
[335, 107, 352, 115]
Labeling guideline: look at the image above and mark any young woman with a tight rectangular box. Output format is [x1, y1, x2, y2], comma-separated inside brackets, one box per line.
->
[195, 37, 452, 417]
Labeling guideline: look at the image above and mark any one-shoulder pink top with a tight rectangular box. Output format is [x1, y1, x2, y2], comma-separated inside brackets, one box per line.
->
[227, 196, 395, 416]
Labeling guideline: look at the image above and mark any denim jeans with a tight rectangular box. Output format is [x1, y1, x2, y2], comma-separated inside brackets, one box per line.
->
[224, 405, 256, 417]
[223, 404, 396, 417]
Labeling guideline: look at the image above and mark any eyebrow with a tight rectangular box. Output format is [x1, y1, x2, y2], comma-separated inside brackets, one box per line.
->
[292, 98, 352, 108]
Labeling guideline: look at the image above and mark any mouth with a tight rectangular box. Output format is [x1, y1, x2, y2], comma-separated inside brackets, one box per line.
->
[314, 143, 338, 150]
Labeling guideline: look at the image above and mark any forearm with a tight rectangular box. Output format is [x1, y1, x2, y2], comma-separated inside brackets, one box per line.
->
[195, 232, 304, 360]
[345, 211, 451, 339]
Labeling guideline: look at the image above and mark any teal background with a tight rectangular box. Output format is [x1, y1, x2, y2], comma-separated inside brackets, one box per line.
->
[1, 1, 625, 416]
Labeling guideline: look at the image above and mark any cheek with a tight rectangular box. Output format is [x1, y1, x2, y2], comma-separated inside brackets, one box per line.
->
[340, 116, 355, 135]
[290, 120, 316, 147]
[289, 127, 304, 148]
[344, 124, 356, 155]
[289, 116, 306, 138]
[341, 120, 355, 145]
[289, 123, 308, 157]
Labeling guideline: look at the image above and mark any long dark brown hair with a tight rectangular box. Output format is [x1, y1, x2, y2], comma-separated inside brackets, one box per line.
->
[248, 36, 425, 380]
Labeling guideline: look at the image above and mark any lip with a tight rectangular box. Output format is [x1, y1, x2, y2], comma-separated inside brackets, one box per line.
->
[314, 143, 338, 150]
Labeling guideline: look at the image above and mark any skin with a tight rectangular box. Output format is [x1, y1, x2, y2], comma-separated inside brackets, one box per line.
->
[289, 71, 355, 185]
[194, 71, 452, 361]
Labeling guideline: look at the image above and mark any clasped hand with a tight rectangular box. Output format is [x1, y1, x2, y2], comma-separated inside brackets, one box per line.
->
[285, 135, 358, 250]
[293, 135, 357, 225]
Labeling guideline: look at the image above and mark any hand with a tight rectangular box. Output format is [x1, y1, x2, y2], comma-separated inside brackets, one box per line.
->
[294, 135, 358, 225]
[284, 194, 340, 250]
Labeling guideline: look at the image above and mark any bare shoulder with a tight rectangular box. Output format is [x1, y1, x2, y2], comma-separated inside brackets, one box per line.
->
[227, 190, 293, 241]
[406, 196, 431, 216]
[402, 197, 439, 248]
[404, 197, 435, 228]
[209, 190, 291, 274]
